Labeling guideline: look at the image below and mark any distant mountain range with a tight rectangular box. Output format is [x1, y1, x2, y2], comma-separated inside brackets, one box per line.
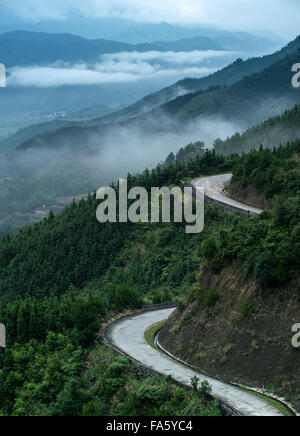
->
[3, 38, 299, 167]
[214, 104, 300, 155]
[156, 50, 300, 124]
[0, 32, 299, 237]
[0, 29, 247, 121]
[0, 11, 283, 51]
[0, 31, 224, 67]
[1, 35, 300, 156]
[86, 35, 300, 124]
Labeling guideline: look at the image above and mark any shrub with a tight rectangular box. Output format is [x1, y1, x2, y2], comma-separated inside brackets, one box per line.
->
[240, 299, 254, 315]
[198, 380, 213, 398]
[210, 254, 224, 274]
[106, 358, 128, 378]
[191, 377, 212, 398]
[254, 252, 277, 289]
[114, 285, 142, 310]
[152, 292, 163, 304]
[177, 300, 186, 313]
[189, 285, 205, 303]
[202, 238, 217, 260]
[204, 290, 219, 307]
[137, 381, 167, 404]
[191, 376, 200, 392]
[82, 400, 103, 416]
[230, 317, 238, 327]
[195, 286, 205, 303]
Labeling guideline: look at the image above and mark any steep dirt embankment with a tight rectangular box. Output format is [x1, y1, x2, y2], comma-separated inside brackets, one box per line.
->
[225, 181, 265, 209]
[159, 266, 300, 411]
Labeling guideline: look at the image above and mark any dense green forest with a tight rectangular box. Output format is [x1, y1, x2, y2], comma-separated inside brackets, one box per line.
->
[230, 140, 300, 200]
[163, 141, 205, 166]
[214, 104, 300, 155]
[159, 51, 300, 123]
[0, 150, 233, 416]
[0, 289, 220, 416]
[0, 140, 299, 415]
[176, 36, 300, 92]
[158, 145, 300, 410]
[226, 140, 300, 288]
[0, 151, 236, 299]
[0, 144, 298, 300]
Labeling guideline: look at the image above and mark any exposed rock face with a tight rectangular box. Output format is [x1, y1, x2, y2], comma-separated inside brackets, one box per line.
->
[226, 182, 266, 209]
[159, 266, 300, 411]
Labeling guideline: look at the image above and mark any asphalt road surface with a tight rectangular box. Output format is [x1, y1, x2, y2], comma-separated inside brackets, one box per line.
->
[107, 308, 283, 416]
[192, 174, 263, 215]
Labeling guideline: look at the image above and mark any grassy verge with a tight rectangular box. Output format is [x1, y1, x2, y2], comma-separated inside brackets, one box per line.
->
[182, 178, 194, 184]
[144, 322, 294, 416]
[144, 319, 293, 416]
[144, 320, 166, 349]
[239, 386, 294, 416]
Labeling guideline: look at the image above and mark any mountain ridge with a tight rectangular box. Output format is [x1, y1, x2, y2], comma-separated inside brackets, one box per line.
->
[1, 35, 300, 237]
[0, 11, 283, 48]
[0, 30, 224, 67]
[86, 35, 300, 125]
[3, 42, 300, 164]
[2, 34, 299, 156]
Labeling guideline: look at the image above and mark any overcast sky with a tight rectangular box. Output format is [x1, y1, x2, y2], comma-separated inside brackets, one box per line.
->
[1, 0, 299, 40]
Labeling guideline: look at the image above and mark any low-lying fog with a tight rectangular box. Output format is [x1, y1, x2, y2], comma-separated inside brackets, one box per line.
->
[90, 115, 244, 181]
[8, 50, 240, 88]
[3, 113, 245, 191]
[1, 49, 249, 115]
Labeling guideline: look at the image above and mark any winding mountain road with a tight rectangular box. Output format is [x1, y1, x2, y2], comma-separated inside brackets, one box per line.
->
[105, 175, 282, 416]
[192, 174, 263, 215]
[106, 309, 283, 416]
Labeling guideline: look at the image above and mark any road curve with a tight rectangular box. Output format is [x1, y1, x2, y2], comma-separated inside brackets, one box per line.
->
[192, 174, 263, 215]
[106, 308, 283, 416]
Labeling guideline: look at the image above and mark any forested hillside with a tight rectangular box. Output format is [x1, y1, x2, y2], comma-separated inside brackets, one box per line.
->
[0, 141, 299, 414]
[229, 140, 300, 203]
[0, 31, 223, 67]
[0, 151, 235, 298]
[176, 36, 300, 92]
[0, 287, 221, 416]
[0, 150, 235, 416]
[1, 35, 299, 155]
[10, 37, 298, 160]
[159, 51, 300, 123]
[99, 35, 300, 125]
[159, 140, 300, 411]
[214, 104, 300, 155]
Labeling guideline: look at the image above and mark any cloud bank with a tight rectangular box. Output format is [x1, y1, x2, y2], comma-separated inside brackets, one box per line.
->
[7, 50, 229, 87]
[9, 112, 244, 189]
